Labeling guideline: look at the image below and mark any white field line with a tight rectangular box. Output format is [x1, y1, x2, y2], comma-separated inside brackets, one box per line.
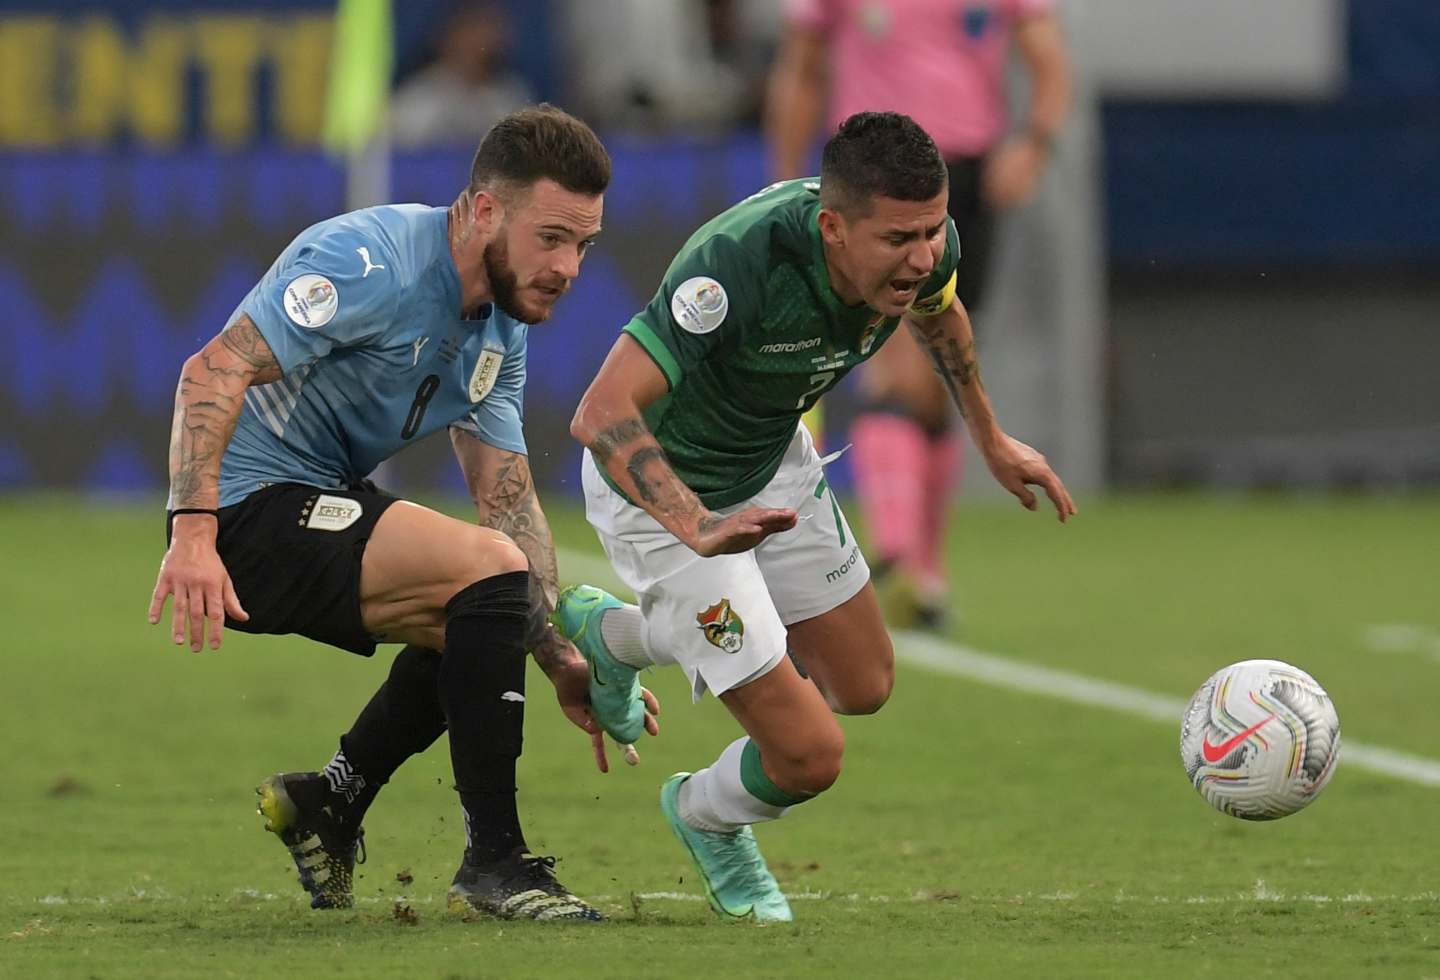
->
[28, 886, 1440, 908]
[554, 548, 1440, 789]
[1362, 623, 1440, 663]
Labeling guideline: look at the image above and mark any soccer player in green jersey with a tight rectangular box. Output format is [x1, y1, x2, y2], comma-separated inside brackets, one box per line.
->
[554, 112, 1075, 922]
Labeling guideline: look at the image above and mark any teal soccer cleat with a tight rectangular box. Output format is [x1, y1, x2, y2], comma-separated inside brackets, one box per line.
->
[552, 584, 647, 744]
[660, 773, 793, 923]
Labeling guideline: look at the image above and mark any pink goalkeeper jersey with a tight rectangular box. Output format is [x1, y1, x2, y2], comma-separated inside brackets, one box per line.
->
[785, 0, 1053, 158]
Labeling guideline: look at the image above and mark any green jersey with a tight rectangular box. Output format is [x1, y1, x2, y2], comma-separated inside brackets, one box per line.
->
[620, 179, 961, 508]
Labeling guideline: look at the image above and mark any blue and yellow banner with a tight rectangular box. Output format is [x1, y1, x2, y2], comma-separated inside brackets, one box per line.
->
[0, 3, 333, 147]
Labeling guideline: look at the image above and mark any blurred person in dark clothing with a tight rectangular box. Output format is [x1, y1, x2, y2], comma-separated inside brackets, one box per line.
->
[391, 1, 536, 148]
[559, 0, 751, 131]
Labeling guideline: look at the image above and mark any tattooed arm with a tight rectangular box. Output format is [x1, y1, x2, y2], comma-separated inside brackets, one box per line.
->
[449, 428, 661, 771]
[903, 300, 1077, 522]
[166, 314, 283, 510]
[570, 334, 797, 557]
[447, 429, 579, 677]
[149, 314, 282, 650]
[903, 298, 996, 438]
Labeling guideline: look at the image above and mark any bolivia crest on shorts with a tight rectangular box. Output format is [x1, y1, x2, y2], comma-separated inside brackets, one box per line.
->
[696, 598, 744, 654]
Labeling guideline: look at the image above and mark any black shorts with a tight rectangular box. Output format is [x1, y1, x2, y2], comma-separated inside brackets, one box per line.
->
[946, 156, 998, 315]
[166, 483, 400, 656]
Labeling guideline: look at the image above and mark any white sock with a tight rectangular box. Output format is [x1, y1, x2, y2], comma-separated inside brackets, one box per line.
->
[678, 737, 787, 833]
[599, 603, 653, 668]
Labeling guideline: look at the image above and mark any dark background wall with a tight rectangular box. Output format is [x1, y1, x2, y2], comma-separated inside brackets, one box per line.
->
[1, 0, 1438, 496]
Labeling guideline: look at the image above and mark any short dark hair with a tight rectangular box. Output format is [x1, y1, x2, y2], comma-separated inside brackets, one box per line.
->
[820, 111, 948, 216]
[468, 103, 611, 198]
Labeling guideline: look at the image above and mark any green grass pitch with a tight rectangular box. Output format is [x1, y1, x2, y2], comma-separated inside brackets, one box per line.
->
[2, 492, 1438, 978]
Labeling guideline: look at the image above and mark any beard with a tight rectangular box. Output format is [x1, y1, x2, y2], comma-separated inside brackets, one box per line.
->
[482, 235, 539, 324]
[483, 234, 569, 326]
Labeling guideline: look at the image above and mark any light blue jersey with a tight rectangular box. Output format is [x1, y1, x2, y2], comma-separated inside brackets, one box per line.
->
[218, 205, 527, 507]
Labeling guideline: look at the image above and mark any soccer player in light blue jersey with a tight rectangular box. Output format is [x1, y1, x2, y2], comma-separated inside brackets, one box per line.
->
[147, 106, 656, 921]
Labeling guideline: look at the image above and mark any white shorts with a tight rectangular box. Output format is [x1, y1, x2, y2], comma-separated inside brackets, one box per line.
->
[581, 425, 870, 700]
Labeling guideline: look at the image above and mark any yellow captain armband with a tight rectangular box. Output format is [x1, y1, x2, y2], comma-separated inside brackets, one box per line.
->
[908, 270, 957, 317]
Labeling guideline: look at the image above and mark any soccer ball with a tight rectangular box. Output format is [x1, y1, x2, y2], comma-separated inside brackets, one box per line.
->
[1179, 659, 1341, 820]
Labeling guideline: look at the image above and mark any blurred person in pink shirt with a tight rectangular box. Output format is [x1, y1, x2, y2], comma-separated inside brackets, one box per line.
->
[767, 0, 1069, 629]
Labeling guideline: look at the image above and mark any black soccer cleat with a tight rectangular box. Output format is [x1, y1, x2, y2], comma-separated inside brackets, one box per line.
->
[448, 848, 604, 922]
[256, 772, 366, 909]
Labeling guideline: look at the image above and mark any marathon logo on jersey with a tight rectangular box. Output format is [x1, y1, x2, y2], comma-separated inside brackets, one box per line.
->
[283, 274, 339, 329]
[468, 349, 504, 402]
[696, 598, 745, 654]
[302, 494, 363, 532]
[670, 276, 729, 334]
[758, 337, 822, 354]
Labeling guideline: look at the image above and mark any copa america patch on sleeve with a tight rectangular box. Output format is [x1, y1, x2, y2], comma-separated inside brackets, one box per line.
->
[283, 274, 339, 328]
[670, 276, 729, 334]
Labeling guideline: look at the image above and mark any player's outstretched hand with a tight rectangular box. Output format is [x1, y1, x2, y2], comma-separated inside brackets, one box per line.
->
[588, 687, 662, 773]
[690, 507, 799, 557]
[147, 518, 249, 652]
[984, 434, 1077, 523]
[614, 687, 663, 769]
[550, 656, 661, 773]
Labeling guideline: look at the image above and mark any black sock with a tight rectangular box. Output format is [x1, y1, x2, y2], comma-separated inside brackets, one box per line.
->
[316, 644, 448, 830]
[441, 570, 531, 863]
